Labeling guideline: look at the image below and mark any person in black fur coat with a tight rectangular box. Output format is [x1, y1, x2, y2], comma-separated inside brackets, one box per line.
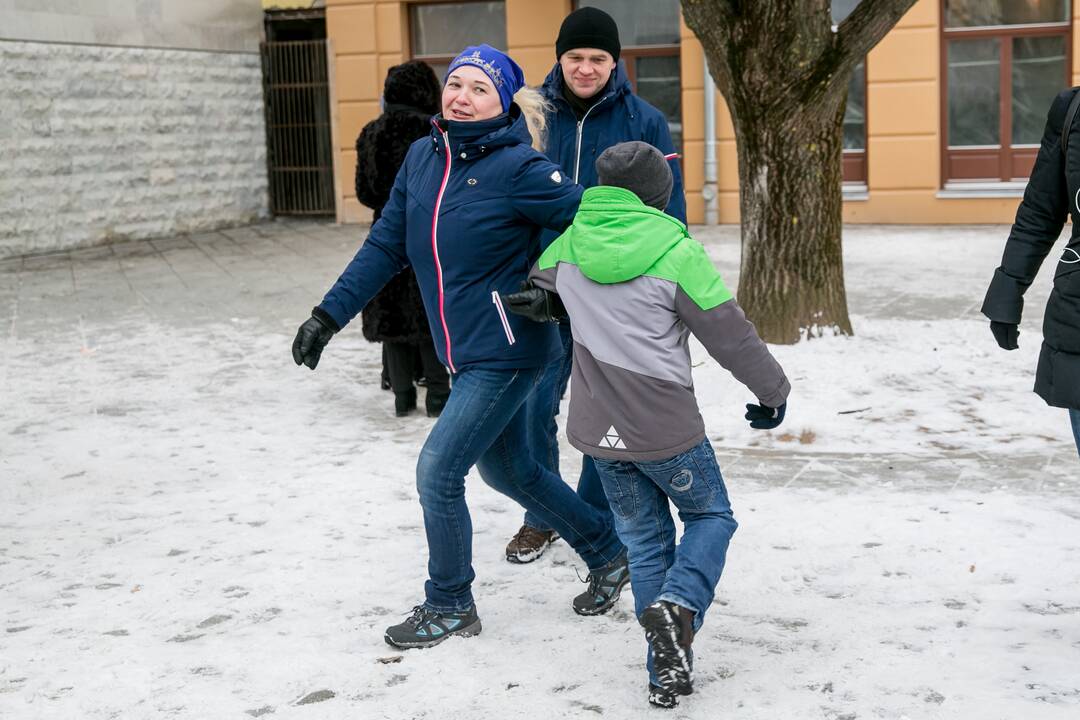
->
[356, 60, 450, 417]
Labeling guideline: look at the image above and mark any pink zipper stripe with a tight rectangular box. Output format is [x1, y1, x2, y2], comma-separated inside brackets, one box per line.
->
[491, 291, 516, 346]
[664, 153, 680, 161]
[431, 125, 456, 372]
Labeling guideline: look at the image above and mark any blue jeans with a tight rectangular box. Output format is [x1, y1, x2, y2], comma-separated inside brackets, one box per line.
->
[1071, 408, 1080, 458]
[523, 321, 613, 531]
[416, 363, 625, 612]
[592, 438, 738, 685]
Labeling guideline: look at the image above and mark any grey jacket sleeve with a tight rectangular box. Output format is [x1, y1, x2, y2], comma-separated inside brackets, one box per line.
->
[528, 263, 559, 293]
[982, 89, 1072, 324]
[675, 288, 791, 408]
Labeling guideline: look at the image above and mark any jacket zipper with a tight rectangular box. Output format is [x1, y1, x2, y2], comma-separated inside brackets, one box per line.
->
[573, 95, 609, 183]
[491, 291, 516, 346]
[432, 125, 456, 372]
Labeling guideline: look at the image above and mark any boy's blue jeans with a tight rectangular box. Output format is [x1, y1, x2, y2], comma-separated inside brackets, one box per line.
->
[592, 438, 738, 685]
[1071, 408, 1080, 458]
[523, 321, 613, 531]
[416, 363, 625, 613]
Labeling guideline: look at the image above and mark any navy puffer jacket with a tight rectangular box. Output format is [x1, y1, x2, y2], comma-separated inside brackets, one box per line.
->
[539, 62, 686, 223]
[319, 106, 584, 373]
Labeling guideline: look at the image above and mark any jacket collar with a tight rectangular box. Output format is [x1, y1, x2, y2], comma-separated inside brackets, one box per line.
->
[541, 60, 632, 118]
[429, 104, 530, 160]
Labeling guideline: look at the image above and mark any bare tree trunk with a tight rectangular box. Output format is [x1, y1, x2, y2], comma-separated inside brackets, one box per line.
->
[735, 97, 852, 342]
[681, 0, 917, 343]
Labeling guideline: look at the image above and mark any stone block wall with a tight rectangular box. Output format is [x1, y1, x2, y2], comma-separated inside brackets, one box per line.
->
[0, 40, 269, 258]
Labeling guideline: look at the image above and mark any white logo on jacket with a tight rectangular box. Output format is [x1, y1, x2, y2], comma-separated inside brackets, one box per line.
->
[550, 170, 562, 184]
[599, 425, 626, 449]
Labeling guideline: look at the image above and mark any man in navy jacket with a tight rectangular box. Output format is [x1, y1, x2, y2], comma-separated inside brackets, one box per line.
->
[505, 6, 688, 566]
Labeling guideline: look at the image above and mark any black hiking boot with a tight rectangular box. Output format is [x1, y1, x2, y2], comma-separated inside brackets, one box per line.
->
[640, 600, 695, 695]
[572, 548, 630, 616]
[384, 604, 481, 649]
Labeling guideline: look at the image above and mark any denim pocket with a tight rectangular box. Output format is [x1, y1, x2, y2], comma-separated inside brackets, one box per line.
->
[639, 447, 721, 513]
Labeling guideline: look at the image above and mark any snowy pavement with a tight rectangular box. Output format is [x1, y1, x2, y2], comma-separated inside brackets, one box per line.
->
[2, 221, 1078, 719]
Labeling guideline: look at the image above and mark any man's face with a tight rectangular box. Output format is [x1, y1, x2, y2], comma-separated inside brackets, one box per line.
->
[559, 48, 616, 100]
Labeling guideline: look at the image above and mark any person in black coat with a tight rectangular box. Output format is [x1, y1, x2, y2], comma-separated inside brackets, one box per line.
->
[355, 60, 450, 417]
[982, 87, 1080, 457]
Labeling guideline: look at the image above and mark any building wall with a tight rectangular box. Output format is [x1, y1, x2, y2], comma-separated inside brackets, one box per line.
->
[326, 0, 1079, 226]
[0, 1, 267, 259]
[0, 0, 263, 53]
[684, 0, 1080, 225]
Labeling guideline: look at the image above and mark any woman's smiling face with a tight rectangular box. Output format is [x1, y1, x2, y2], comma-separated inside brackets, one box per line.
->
[442, 65, 503, 121]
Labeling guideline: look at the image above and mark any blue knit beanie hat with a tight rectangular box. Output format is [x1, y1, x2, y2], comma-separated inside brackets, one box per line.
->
[446, 44, 525, 113]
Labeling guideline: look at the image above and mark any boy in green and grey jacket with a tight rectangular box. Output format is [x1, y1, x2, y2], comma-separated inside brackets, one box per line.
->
[503, 142, 790, 709]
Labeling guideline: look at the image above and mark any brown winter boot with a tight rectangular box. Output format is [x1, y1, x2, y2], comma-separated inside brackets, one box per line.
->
[504, 525, 559, 564]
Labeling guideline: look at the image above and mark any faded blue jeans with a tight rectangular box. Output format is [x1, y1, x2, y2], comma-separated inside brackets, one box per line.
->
[1071, 408, 1080, 458]
[592, 438, 738, 685]
[416, 362, 625, 612]
[523, 321, 613, 531]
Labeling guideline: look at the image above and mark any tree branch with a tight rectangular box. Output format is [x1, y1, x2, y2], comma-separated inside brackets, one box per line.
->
[835, 0, 918, 69]
[681, 0, 738, 98]
[794, 0, 918, 109]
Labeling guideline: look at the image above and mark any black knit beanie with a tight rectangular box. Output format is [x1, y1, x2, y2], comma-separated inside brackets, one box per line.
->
[556, 7, 621, 63]
[596, 142, 673, 210]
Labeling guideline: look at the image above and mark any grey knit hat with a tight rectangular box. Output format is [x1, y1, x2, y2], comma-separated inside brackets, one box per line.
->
[595, 141, 673, 210]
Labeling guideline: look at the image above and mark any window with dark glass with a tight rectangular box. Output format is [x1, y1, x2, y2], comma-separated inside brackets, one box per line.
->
[577, 0, 683, 151]
[833, 0, 868, 184]
[408, 1, 507, 80]
[942, 0, 1071, 182]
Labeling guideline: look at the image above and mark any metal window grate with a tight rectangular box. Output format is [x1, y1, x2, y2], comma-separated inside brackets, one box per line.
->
[260, 39, 335, 216]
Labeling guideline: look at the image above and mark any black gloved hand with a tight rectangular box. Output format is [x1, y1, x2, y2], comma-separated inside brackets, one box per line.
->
[500, 283, 567, 323]
[990, 320, 1019, 350]
[745, 401, 786, 430]
[292, 307, 339, 370]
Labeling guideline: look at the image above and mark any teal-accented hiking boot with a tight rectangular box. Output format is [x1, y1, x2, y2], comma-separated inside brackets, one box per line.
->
[572, 548, 630, 616]
[384, 604, 481, 649]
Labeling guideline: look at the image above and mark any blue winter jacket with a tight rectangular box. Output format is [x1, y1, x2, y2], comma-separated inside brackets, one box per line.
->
[318, 107, 584, 373]
[539, 62, 686, 223]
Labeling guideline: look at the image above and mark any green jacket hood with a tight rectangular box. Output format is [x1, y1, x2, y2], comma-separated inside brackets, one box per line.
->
[551, 186, 688, 284]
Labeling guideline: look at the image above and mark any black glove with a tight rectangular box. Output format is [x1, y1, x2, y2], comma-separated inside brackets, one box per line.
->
[745, 401, 786, 430]
[990, 320, 1019, 350]
[500, 283, 567, 323]
[292, 307, 339, 370]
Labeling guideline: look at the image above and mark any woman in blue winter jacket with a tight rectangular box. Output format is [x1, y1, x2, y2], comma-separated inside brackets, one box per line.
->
[291, 45, 628, 649]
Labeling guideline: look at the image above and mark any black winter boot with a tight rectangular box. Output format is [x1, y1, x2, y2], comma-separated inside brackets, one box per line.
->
[425, 391, 449, 418]
[395, 388, 417, 417]
[647, 682, 679, 708]
[640, 601, 695, 696]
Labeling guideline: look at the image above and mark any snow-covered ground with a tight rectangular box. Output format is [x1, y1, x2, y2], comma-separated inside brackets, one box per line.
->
[2, 222, 1078, 719]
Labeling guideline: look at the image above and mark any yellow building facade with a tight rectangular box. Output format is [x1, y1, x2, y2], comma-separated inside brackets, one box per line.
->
[321, 0, 1080, 225]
